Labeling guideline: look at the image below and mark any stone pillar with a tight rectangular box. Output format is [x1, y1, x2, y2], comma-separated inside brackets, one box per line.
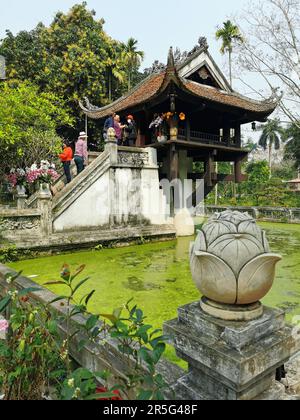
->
[37, 194, 53, 238]
[17, 192, 28, 209]
[164, 304, 299, 400]
[164, 210, 300, 400]
[105, 128, 118, 165]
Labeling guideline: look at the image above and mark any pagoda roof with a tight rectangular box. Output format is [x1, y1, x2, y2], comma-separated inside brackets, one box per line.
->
[80, 47, 280, 121]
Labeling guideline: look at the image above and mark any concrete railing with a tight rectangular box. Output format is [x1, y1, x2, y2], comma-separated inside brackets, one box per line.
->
[205, 205, 300, 224]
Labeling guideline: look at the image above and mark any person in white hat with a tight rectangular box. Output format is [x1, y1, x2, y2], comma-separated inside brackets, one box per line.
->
[74, 132, 88, 175]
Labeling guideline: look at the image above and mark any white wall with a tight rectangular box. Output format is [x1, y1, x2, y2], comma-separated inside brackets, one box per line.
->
[53, 163, 168, 232]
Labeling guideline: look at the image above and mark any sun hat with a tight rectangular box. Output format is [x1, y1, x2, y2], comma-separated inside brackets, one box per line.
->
[79, 131, 88, 139]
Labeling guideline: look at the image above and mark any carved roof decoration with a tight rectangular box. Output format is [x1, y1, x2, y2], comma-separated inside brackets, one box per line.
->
[80, 44, 281, 121]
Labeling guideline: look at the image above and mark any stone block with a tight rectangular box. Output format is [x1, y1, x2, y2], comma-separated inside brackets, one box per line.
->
[164, 303, 300, 400]
[177, 302, 286, 350]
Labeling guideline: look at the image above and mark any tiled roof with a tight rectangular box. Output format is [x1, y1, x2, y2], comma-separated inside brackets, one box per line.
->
[80, 73, 165, 119]
[80, 67, 279, 119]
[184, 80, 278, 114]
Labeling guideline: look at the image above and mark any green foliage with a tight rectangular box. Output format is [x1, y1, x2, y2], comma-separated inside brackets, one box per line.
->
[257, 119, 283, 173]
[0, 81, 73, 175]
[0, 246, 19, 264]
[0, 272, 62, 400]
[0, 264, 168, 400]
[100, 299, 168, 401]
[283, 123, 300, 170]
[206, 159, 300, 208]
[216, 20, 244, 55]
[0, 2, 144, 132]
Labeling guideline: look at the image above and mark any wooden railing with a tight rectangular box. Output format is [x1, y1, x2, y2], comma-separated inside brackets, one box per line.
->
[177, 129, 240, 147]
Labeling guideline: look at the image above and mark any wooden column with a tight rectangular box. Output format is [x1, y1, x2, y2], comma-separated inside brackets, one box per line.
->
[235, 157, 243, 183]
[186, 117, 191, 141]
[235, 124, 241, 147]
[169, 145, 179, 181]
[204, 152, 214, 187]
[223, 126, 231, 146]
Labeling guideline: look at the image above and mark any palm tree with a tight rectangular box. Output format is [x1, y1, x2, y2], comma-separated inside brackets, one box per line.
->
[216, 20, 244, 87]
[122, 38, 144, 92]
[105, 57, 126, 102]
[258, 119, 283, 176]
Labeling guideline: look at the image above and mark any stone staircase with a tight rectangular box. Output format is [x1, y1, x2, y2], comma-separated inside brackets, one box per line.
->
[52, 151, 110, 221]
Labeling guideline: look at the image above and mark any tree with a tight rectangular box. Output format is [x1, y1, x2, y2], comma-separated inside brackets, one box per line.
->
[216, 20, 244, 86]
[283, 123, 300, 172]
[236, 0, 300, 127]
[122, 38, 144, 91]
[0, 3, 144, 136]
[258, 119, 283, 175]
[0, 81, 73, 176]
[103, 38, 126, 102]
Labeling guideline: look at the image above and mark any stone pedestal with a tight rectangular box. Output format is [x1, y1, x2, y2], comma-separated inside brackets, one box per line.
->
[105, 129, 118, 165]
[164, 302, 300, 400]
[37, 194, 53, 238]
[17, 193, 28, 209]
[174, 208, 195, 237]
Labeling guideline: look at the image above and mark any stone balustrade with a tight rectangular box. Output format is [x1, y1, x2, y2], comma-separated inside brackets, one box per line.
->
[205, 205, 300, 224]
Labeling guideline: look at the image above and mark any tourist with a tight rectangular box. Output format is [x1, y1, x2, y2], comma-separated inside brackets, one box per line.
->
[59, 140, 73, 184]
[114, 115, 126, 146]
[149, 113, 164, 142]
[74, 132, 88, 175]
[124, 115, 137, 147]
[103, 112, 116, 140]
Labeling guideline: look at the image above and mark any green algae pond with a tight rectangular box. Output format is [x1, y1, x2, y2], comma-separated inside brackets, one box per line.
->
[8, 222, 300, 366]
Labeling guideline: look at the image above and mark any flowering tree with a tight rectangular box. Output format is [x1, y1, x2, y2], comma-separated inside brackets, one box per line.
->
[0, 81, 73, 178]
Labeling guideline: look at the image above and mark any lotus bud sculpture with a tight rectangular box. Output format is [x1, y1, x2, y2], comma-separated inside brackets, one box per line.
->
[190, 211, 282, 320]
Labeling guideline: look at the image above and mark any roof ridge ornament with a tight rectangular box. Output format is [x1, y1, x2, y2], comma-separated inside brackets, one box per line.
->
[79, 97, 101, 112]
[167, 46, 175, 69]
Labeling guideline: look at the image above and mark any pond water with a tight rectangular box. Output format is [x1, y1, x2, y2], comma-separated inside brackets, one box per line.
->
[8, 222, 300, 366]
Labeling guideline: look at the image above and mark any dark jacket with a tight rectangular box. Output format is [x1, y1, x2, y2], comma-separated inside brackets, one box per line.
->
[125, 121, 137, 140]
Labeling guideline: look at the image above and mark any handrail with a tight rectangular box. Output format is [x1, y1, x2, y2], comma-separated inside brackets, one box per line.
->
[178, 128, 239, 147]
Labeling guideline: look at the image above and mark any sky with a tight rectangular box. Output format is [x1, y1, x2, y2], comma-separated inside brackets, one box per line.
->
[0, 0, 263, 139]
[0, 0, 249, 70]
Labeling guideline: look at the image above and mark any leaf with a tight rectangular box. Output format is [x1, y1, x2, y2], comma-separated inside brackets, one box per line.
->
[44, 281, 67, 286]
[70, 265, 86, 282]
[48, 295, 68, 305]
[0, 296, 11, 313]
[113, 307, 123, 320]
[137, 390, 153, 400]
[138, 347, 153, 366]
[85, 392, 116, 400]
[83, 290, 95, 306]
[47, 320, 58, 335]
[72, 278, 90, 295]
[18, 287, 40, 297]
[86, 315, 99, 331]
[152, 343, 166, 364]
[100, 313, 118, 324]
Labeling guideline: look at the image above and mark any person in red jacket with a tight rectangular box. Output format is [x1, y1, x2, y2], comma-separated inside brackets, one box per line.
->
[59, 140, 73, 184]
